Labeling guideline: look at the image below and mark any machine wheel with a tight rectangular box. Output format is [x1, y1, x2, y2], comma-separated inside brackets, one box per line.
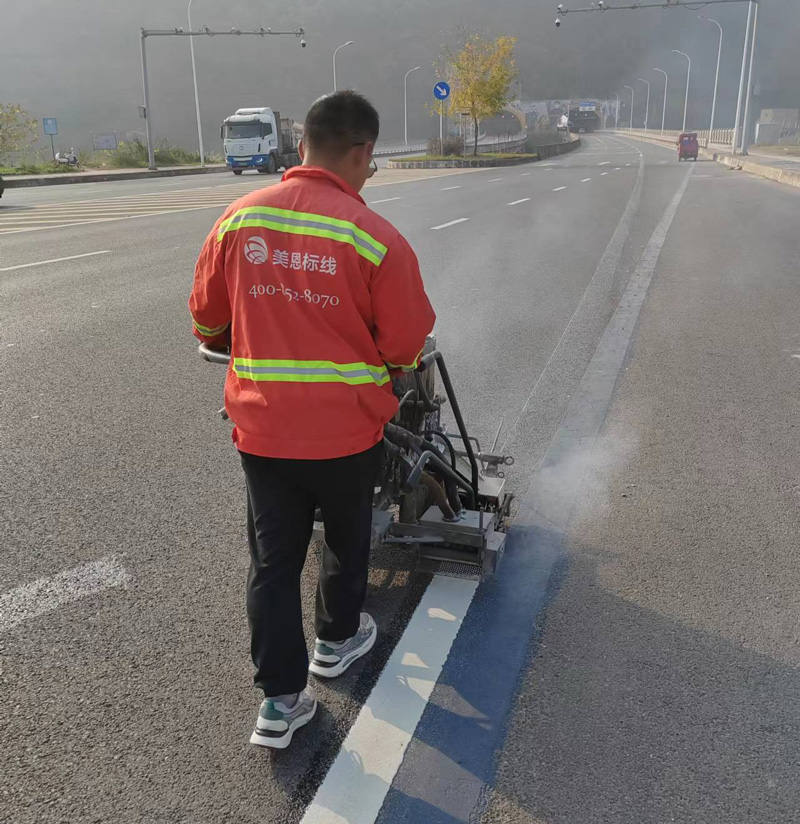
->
[257, 166, 269, 174]
[232, 169, 243, 176]
[267, 154, 278, 174]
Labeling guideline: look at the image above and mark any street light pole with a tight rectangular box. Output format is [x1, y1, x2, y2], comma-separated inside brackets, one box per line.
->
[404, 66, 421, 146]
[732, 0, 754, 154]
[740, 0, 759, 155]
[624, 85, 635, 132]
[653, 69, 668, 135]
[187, 0, 205, 166]
[699, 16, 723, 147]
[637, 78, 651, 132]
[140, 32, 157, 170]
[614, 92, 620, 129]
[672, 50, 691, 131]
[333, 41, 354, 92]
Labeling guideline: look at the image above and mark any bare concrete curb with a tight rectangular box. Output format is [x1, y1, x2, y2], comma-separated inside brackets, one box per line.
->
[3, 165, 229, 189]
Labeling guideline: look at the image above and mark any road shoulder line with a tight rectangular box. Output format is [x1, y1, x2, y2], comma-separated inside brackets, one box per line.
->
[375, 160, 694, 824]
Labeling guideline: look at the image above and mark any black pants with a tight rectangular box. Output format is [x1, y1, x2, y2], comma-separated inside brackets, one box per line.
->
[240, 442, 382, 697]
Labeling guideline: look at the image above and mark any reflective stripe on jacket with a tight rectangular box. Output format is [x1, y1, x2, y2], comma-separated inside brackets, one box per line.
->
[189, 166, 435, 459]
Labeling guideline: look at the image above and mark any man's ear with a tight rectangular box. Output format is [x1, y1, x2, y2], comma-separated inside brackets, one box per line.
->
[298, 139, 306, 162]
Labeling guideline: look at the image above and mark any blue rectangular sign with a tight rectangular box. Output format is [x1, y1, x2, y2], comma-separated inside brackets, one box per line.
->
[42, 118, 58, 136]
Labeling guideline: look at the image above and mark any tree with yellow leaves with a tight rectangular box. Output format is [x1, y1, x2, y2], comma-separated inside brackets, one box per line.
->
[438, 32, 517, 156]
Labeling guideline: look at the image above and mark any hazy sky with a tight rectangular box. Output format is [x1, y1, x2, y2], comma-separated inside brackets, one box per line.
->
[2, 0, 796, 154]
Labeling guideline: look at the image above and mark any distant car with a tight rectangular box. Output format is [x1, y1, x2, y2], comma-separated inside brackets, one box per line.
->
[0, 174, 4, 199]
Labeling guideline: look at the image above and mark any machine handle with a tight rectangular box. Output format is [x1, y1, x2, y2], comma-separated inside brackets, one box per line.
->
[199, 343, 231, 366]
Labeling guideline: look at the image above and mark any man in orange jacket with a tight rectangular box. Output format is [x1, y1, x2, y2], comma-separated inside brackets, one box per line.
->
[189, 91, 435, 749]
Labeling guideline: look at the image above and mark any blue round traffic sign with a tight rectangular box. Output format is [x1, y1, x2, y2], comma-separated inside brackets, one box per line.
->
[433, 81, 451, 101]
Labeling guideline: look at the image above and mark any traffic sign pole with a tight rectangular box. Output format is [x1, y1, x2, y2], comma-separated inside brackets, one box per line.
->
[50, 135, 55, 160]
[433, 81, 451, 153]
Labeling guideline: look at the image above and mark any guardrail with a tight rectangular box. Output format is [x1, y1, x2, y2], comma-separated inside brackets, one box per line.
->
[374, 145, 426, 157]
[620, 127, 734, 147]
[476, 135, 528, 154]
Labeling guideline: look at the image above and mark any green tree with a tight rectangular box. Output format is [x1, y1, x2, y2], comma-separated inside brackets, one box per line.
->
[438, 33, 517, 156]
[0, 104, 39, 163]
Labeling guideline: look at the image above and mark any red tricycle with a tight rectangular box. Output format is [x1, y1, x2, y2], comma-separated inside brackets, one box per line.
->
[677, 132, 699, 161]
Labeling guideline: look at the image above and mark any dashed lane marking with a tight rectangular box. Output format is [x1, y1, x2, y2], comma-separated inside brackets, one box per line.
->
[0, 250, 111, 272]
[430, 218, 469, 230]
[0, 170, 480, 235]
[507, 198, 531, 205]
[601, 172, 609, 176]
[581, 178, 592, 183]
[441, 186, 462, 191]
[0, 556, 131, 633]
[553, 186, 567, 192]
[370, 197, 403, 204]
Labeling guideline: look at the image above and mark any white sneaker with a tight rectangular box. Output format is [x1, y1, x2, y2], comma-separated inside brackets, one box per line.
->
[249, 687, 317, 749]
[309, 613, 377, 679]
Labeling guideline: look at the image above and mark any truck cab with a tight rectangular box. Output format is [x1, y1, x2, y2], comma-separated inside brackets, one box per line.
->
[221, 107, 301, 175]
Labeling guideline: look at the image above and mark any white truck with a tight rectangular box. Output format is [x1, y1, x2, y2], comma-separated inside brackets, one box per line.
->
[221, 107, 303, 175]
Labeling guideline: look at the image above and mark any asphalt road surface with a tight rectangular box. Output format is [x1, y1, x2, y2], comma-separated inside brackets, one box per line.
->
[2, 135, 799, 824]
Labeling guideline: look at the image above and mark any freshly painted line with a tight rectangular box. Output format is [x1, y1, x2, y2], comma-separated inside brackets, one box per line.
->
[301, 576, 477, 824]
[380, 160, 694, 824]
[552, 186, 567, 192]
[370, 197, 403, 204]
[430, 218, 469, 230]
[507, 198, 531, 206]
[0, 556, 131, 633]
[441, 186, 461, 191]
[0, 250, 111, 272]
[581, 178, 592, 183]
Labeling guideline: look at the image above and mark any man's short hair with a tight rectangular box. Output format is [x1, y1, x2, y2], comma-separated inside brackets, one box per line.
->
[303, 91, 380, 156]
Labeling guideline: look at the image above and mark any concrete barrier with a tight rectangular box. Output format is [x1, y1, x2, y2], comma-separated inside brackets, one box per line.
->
[387, 137, 580, 170]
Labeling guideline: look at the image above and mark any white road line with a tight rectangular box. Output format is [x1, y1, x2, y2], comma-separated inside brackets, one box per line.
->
[553, 186, 567, 192]
[301, 576, 477, 824]
[614, 167, 621, 171]
[370, 197, 403, 204]
[0, 250, 111, 273]
[0, 556, 131, 633]
[601, 172, 609, 176]
[581, 178, 592, 183]
[507, 198, 531, 205]
[441, 186, 462, 191]
[598, 161, 611, 166]
[626, 163, 631, 167]
[488, 178, 502, 182]
[430, 218, 469, 230]
[520, 172, 531, 176]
